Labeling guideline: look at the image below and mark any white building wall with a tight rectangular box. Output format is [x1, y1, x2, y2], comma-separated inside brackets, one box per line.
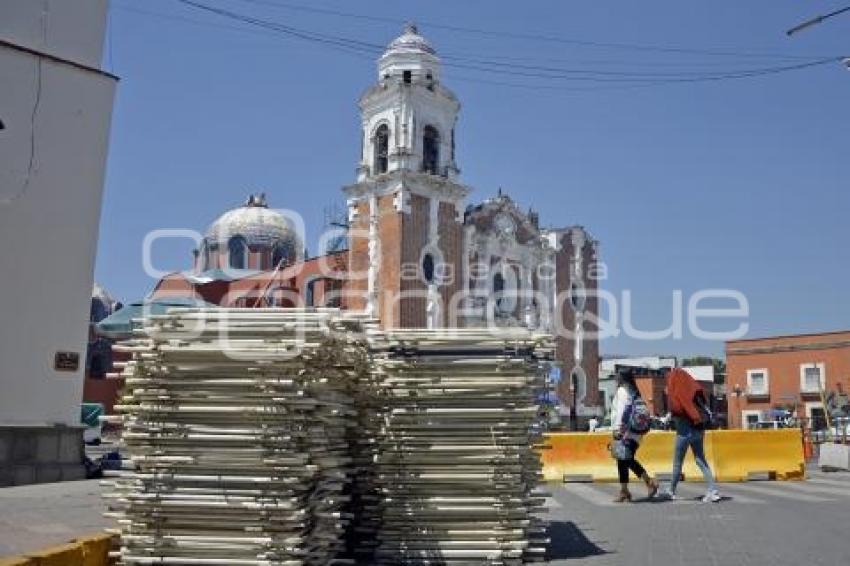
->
[0, 0, 115, 426]
[0, 0, 108, 68]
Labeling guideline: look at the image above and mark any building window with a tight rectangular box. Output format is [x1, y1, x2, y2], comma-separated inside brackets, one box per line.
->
[228, 235, 247, 269]
[807, 404, 827, 431]
[422, 253, 435, 284]
[423, 125, 440, 175]
[403, 70, 412, 84]
[492, 266, 518, 315]
[569, 281, 586, 312]
[305, 278, 317, 307]
[200, 242, 211, 271]
[493, 271, 505, 293]
[374, 124, 389, 174]
[272, 241, 293, 268]
[800, 363, 825, 393]
[746, 368, 769, 396]
[742, 410, 761, 430]
[325, 279, 342, 308]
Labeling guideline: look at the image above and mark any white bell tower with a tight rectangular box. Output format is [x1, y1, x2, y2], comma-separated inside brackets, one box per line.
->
[356, 23, 461, 181]
[344, 25, 469, 329]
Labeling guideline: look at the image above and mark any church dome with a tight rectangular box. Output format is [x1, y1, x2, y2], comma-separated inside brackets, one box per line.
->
[204, 194, 300, 249]
[384, 23, 436, 56]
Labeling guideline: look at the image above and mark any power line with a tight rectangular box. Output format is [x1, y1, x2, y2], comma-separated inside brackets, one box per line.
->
[119, 4, 772, 72]
[170, 0, 842, 87]
[175, 0, 384, 57]
[122, 4, 840, 92]
[228, 0, 830, 61]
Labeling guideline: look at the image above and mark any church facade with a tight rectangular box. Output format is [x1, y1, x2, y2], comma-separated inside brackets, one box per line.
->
[148, 25, 602, 418]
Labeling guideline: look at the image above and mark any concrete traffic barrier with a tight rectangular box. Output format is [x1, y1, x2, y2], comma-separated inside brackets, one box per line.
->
[540, 431, 712, 482]
[25, 542, 84, 566]
[709, 429, 805, 481]
[541, 429, 805, 483]
[74, 534, 114, 566]
[0, 534, 115, 566]
[540, 432, 616, 482]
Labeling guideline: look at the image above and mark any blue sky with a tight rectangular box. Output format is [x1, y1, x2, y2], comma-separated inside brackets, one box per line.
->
[96, 0, 850, 358]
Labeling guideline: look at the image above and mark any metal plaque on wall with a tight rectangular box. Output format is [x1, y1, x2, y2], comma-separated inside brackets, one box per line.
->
[54, 351, 80, 372]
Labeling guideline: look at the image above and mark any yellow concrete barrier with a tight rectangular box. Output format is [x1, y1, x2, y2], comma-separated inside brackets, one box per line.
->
[541, 429, 805, 483]
[26, 542, 84, 566]
[0, 534, 115, 566]
[708, 429, 805, 481]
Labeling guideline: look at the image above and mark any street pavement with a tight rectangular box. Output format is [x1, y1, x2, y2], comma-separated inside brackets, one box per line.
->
[1, 471, 849, 562]
[546, 469, 850, 566]
[0, 479, 110, 557]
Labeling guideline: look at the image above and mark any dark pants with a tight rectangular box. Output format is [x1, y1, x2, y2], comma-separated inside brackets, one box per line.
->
[617, 439, 647, 484]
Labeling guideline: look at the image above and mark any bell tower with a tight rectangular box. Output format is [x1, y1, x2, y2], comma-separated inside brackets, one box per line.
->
[345, 24, 469, 328]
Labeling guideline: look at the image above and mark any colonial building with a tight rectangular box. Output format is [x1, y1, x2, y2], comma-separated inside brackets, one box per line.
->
[726, 330, 850, 430]
[117, 25, 603, 419]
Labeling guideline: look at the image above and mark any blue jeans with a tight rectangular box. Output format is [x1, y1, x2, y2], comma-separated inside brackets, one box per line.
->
[670, 428, 717, 494]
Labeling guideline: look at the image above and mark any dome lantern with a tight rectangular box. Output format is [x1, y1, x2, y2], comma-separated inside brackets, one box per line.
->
[378, 23, 440, 82]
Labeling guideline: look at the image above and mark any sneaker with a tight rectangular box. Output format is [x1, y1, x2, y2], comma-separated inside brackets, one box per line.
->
[701, 490, 721, 503]
[660, 489, 677, 501]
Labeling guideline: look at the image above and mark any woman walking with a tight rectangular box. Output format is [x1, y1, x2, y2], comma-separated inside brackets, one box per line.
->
[611, 368, 659, 503]
[664, 368, 721, 503]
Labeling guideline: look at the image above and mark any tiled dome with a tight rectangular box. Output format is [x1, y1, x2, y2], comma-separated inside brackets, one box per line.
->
[204, 194, 300, 249]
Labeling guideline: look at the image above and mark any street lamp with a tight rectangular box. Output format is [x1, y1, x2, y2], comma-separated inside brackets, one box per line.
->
[787, 5, 850, 36]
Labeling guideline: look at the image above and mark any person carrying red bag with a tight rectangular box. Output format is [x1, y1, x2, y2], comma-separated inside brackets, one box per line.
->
[662, 368, 721, 503]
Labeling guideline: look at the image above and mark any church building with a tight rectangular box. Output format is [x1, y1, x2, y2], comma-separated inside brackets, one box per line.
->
[127, 25, 603, 419]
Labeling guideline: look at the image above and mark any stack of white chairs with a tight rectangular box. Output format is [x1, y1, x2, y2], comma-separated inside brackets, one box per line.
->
[104, 308, 366, 565]
[359, 327, 552, 565]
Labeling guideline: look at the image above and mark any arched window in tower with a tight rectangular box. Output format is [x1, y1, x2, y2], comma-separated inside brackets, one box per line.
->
[423, 125, 440, 175]
[374, 124, 389, 174]
[228, 235, 247, 269]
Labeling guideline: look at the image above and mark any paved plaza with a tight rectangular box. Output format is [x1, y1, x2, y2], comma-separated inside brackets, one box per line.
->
[0, 480, 111, 557]
[1, 471, 849, 563]
[546, 469, 850, 566]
